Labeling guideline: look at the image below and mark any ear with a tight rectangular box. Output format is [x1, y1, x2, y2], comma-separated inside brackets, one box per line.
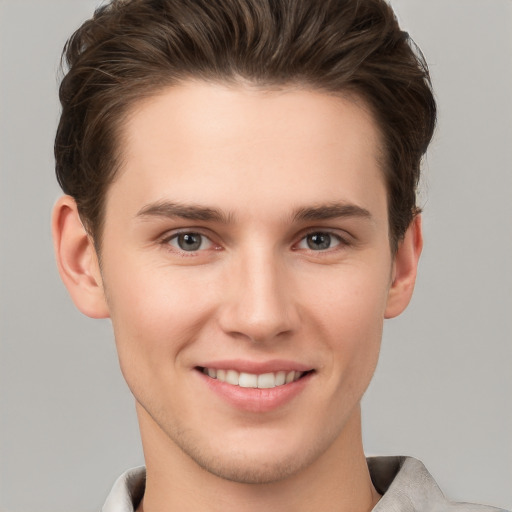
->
[385, 214, 423, 319]
[52, 195, 110, 319]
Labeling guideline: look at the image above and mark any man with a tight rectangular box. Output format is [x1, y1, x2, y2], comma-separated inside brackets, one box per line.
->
[51, 0, 506, 511]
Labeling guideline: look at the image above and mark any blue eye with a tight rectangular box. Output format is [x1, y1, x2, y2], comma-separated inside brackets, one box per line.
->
[168, 232, 212, 252]
[298, 232, 341, 251]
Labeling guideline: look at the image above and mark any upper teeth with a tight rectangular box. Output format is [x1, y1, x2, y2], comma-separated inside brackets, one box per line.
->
[202, 368, 304, 388]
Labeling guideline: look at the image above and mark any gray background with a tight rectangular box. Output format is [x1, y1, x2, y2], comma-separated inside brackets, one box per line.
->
[0, 0, 511, 511]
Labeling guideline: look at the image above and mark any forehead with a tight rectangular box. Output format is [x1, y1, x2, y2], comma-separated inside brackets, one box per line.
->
[108, 81, 387, 224]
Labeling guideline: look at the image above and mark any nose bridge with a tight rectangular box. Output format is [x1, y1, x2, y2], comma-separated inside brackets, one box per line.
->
[219, 242, 296, 342]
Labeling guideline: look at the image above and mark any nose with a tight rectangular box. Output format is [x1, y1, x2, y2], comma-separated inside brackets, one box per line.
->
[217, 248, 298, 344]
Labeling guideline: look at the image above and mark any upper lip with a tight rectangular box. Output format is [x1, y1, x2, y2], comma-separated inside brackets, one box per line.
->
[196, 359, 314, 374]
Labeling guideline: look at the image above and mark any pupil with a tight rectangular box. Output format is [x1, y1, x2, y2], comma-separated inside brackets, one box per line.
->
[178, 233, 202, 251]
[307, 233, 331, 250]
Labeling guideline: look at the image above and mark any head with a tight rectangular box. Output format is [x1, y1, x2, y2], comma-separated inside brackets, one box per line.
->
[55, 0, 435, 254]
[52, 0, 436, 491]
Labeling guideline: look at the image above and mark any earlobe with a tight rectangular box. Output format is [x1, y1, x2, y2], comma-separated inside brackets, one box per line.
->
[52, 195, 110, 319]
[384, 215, 423, 319]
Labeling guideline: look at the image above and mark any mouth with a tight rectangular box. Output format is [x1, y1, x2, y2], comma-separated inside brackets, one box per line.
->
[197, 367, 313, 389]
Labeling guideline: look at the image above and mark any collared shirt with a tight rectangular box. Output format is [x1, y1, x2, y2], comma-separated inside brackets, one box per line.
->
[101, 456, 508, 512]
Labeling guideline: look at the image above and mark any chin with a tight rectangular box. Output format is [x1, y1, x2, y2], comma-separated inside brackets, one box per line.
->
[186, 445, 315, 485]
[166, 420, 336, 485]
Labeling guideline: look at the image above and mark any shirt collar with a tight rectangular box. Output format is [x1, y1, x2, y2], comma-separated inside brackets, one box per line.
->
[100, 456, 504, 512]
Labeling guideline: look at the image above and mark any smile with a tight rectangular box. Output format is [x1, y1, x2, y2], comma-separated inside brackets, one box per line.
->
[199, 367, 308, 389]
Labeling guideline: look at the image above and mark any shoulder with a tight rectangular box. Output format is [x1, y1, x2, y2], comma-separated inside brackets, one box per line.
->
[368, 456, 509, 512]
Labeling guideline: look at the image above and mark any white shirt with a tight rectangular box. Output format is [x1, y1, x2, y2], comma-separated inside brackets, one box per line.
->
[101, 456, 508, 512]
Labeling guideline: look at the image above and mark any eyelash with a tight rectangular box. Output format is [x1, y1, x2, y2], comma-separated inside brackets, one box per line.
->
[160, 229, 351, 255]
[294, 231, 349, 252]
[161, 230, 219, 255]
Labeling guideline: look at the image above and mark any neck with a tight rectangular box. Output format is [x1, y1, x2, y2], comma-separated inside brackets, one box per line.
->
[136, 404, 380, 512]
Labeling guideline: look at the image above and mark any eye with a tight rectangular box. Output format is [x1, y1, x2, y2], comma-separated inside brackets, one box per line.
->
[167, 232, 213, 252]
[297, 232, 342, 251]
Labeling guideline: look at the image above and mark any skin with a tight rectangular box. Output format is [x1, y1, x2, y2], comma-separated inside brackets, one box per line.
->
[53, 82, 422, 512]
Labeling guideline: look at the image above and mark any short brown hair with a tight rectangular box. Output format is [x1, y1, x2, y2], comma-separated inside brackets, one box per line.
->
[55, 0, 436, 251]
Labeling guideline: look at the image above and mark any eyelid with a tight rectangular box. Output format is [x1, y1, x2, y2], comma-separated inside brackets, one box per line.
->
[160, 228, 221, 254]
[157, 226, 353, 254]
[293, 228, 352, 251]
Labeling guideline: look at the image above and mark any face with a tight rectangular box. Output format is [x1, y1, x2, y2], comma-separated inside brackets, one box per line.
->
[96, 82, 399, 483]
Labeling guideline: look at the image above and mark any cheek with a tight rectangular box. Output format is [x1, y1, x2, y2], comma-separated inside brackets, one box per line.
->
[104, 264, 216, 383]
[305, 260, 391, 329]
[306, 263, 389, 380]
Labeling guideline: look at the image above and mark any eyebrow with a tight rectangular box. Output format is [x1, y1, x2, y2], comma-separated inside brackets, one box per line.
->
[136, 201, 233, 223]
[135, 200, 372, 224]
[292, 203, 373, 223]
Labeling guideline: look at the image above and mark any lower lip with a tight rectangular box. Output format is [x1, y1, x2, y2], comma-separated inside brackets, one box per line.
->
[196, 370, 314, 413]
